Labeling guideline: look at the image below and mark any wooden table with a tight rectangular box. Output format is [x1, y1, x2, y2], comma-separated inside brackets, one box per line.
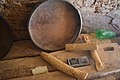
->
[0, 34, 119, 80]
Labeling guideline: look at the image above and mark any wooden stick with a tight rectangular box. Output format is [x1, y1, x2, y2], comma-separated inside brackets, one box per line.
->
[82, 36, 104, 71]
[65, 42, 98, 51]
[40, 52, 88, 80]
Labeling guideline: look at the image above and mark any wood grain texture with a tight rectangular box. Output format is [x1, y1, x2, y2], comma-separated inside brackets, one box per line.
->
[10, 72, 115, 80]
[0, 50, 95, 80]
[0, 34, 118, 80]
[0, 46, 118, 80]
[97, 43, 120, 71]
[10, 71, 76, 80]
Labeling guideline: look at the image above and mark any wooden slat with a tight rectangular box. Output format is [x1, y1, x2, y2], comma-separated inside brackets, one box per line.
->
[10, 72, 116, 80]
[0, 57, 55, 80]
[0, 51, 95, 80]
[97, 43, 120, 71]
[10, 71, 76, 80]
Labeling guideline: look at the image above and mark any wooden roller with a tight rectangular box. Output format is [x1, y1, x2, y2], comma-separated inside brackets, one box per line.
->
[65, 42, 98, 51]
[40, 52, 88, 80]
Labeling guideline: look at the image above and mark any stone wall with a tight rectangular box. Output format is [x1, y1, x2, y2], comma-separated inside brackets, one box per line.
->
[67, 0, 120, 33]
[0, 0, 47, 40]
[0, 0, 120, 40]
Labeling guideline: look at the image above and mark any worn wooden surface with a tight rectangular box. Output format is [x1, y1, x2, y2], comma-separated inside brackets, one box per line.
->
[11, 73, 115, 80]
[97, 43, 120, 71]
[10, 72, 116, 80]
[2, 40, 41, 60]
[3, 34, 111, 60]
[10, 71, 76, 80]
[0, 51, 95, 80]
[0, 34, 119, 80]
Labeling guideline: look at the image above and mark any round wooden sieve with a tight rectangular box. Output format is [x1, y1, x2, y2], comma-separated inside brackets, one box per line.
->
[29, 0, 82, 51]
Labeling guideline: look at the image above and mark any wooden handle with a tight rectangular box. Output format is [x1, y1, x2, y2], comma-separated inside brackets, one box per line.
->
[40, 52, 88, 80]
[91, 50, 104, 71]
[82, 36, 104, 71]
[65, 42, 97, 51]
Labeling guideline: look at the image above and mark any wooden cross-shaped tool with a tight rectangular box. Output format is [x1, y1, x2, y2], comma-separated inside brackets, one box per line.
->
[65, 36, 104, 71]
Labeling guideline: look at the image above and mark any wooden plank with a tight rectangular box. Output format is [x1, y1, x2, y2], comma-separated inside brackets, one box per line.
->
[97, 43, 120, 70]
[11, 72, 116, 80]
[1, 43, 119, 80]
[0, 51, 95, 80]
[10, 71, 76, 80]
[0, 57, 55, 80]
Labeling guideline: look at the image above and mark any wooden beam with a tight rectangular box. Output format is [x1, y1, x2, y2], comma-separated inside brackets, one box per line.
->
[10, 71, 76, 80]
[0, 51, 94, 80]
